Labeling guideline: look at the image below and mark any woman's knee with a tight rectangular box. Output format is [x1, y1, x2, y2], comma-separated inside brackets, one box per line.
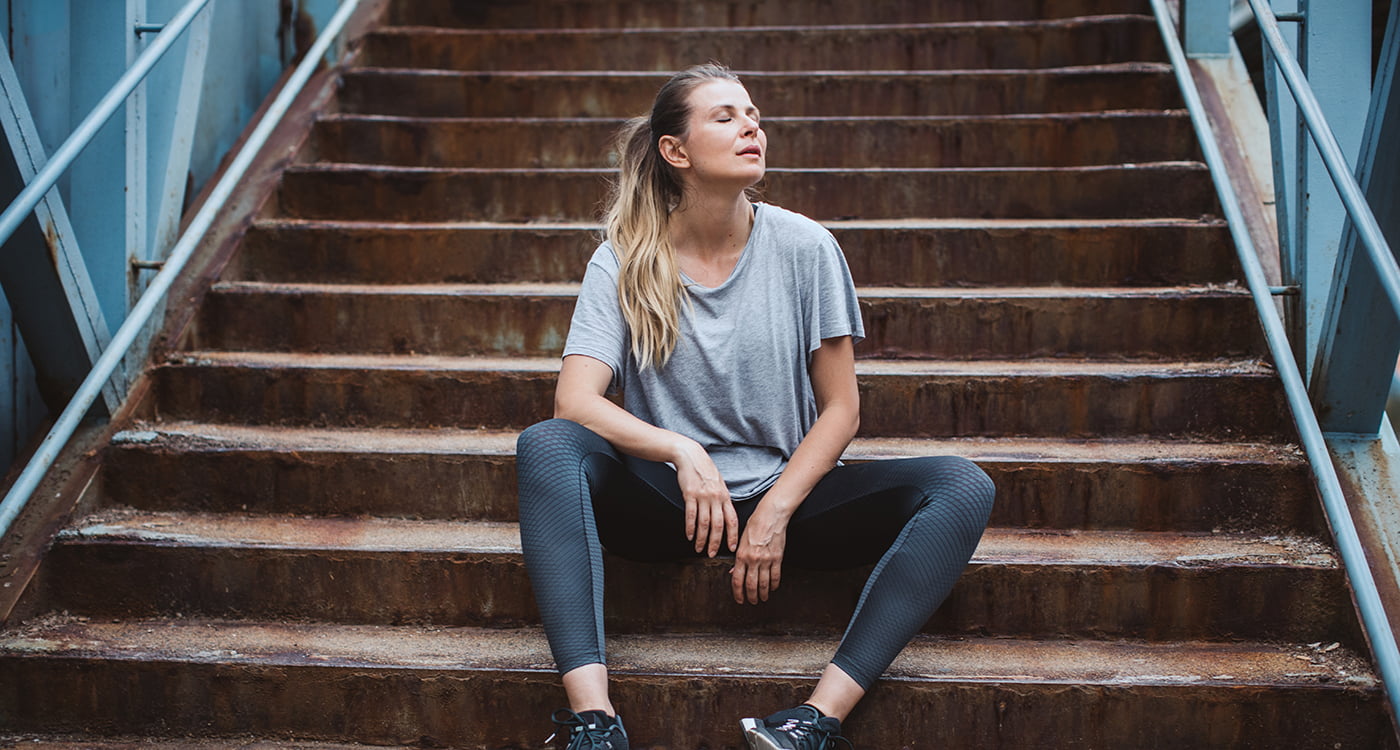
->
[915, 455, 996, 518]
[516, 418, 597, 460]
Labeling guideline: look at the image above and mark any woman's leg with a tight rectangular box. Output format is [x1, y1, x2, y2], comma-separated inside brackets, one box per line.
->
[515, 418, 702, 715]
[785, 456, 995, 717]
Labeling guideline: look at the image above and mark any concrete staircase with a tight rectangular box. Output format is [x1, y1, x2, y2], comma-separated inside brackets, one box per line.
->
[1, 0, 1395, 747]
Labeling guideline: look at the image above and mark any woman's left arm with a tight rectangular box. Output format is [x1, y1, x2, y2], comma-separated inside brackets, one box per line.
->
[732, 335, 860, 605]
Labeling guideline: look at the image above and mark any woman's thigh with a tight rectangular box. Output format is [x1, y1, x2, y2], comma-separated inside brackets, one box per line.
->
[784, 457, 976, 570]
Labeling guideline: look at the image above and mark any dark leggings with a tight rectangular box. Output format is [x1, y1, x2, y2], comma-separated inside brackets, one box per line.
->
[515, 418, 995, 690]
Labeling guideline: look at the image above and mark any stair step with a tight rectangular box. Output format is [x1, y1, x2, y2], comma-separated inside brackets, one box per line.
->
[233, 218, 1238, 287]
[0, 739, 401, 750]
[277, 164, 1217, 223]
[339, 66, 1182, 118]
[362, 18, 1165, 72]
[103, 424, 1317, 533]
[36, 511, 1353, 643]
[388, 0, 1156, 28]
[147, 354, 1291, 439]
[192, 281, 1261, 360]
[2, 619, 1388, 748]
[312, 112, 1200, 168]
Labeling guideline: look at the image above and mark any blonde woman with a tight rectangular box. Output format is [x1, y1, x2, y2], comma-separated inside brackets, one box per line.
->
[517, 63, 994, 750]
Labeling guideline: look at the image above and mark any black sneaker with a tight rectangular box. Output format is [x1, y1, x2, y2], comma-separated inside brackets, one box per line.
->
[740, 704, 853, 750]
[548, 709, 630, 750]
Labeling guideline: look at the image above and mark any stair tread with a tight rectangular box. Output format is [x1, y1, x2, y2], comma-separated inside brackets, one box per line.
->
[209, 280, 1248, 298]
[248, 216, 1226, 231]
[113, 422, 1304, 463]
[350, 62, 1173, 76]
[0, 617, 1373, 688]
[288, 162, 1206, 175]
[56, 510, 1334, 568]
[167, 350, 1274, 376]
[378, 16, 1156, 36]
[320, 110, 1190, 124]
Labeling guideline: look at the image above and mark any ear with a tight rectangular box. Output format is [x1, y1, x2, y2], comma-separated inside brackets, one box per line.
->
[658, 134, 690, 170]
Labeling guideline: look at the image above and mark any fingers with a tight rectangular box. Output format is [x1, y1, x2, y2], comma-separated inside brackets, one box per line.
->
[694, 501, 711, 553]
[684, 496, 697, 542]
[746, 563, 761, 604]
[731, 561, 746, 604]
[724, 501, 740, 553]
[707, 499, 729, 557]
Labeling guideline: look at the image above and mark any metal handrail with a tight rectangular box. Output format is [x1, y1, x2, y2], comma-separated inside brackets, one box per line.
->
[1149, 0, 1400, 722]
[0, 0, 212, 253]
[1245, 0, 1400, 319]
[0, 0, 363, 540]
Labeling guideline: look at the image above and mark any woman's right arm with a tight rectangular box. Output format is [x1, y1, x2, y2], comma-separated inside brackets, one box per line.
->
[554, 353, 738, 556]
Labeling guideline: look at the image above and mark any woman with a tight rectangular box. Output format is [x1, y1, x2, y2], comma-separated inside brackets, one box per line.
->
[517, 63, 994, 750]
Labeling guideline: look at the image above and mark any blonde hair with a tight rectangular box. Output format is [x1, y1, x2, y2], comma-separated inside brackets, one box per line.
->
[604, 63, 741, 369]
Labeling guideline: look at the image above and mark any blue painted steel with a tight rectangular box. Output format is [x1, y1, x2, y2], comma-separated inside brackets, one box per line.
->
[1311, 0, 1400, 435]
[1154, 0, 1400, 723]
[1263, 0, 1302, 355]
[0, 44, 117, 414]
[0, 0, 212, 299]
[0, 0, 362, 547]
[149, 0, 211, 272]
[1249, 0, 1400, 337]
[1183, 0, 1233, 56]
[1295, 0, 1371, 371]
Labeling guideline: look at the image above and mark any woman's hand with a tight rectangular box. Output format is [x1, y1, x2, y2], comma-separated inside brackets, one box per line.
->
[674, 441, 739, 557]
[732, 503, 790, 604]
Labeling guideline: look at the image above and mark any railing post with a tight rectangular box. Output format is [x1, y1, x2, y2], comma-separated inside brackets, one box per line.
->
[1264, 0, 1303, 357]
[1295, 0, 1372, 373]
[1310, 0, 1400, 434]
[1182, 0, 1233, 57]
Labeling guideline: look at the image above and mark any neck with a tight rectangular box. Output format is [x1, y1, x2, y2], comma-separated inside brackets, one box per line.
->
[669, 188, 754, 260]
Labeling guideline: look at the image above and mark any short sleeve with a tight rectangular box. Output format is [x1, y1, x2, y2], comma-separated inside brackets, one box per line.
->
[563, 245, 629, 388]
[808, 232, 866, 351]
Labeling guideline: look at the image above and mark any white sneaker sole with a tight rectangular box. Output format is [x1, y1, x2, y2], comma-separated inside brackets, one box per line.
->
[740, 718, 782, 750]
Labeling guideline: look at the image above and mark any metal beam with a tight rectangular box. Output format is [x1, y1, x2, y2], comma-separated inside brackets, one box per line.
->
[0, 41, 117, 416]
[1311, 0, 1400, 434]
[1183, 0, 1233, 57]
[1296, 0, 1372, 371]
[1264, 0, 1302, 356]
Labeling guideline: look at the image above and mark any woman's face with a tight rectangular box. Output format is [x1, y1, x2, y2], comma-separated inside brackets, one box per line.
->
[663, 79, 767, 190]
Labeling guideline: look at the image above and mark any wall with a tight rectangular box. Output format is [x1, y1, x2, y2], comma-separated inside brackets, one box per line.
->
[0, 0, 338, 473]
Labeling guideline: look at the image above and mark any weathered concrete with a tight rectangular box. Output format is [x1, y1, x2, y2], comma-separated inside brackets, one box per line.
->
[147, 354, 1293, 439]
[361, 18, 1167, 72]
[339, 67, 1183, 118]
[0, 620, 1391, 749]
[313, 112, 1201, 169]
[191, 282, 1263, 359]
[232, 219, 1239, 287]
[276, 164, 1218, 223]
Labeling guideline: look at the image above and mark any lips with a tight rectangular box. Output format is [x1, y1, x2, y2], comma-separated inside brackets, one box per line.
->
[738, 145, 762, 156]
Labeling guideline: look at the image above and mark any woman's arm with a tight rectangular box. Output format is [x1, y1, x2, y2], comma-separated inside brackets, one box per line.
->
[731, 335, 860, 604]
[555, 353, 739, 556]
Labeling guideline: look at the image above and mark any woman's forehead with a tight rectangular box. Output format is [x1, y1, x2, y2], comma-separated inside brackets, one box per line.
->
[689, 79, 758, 112]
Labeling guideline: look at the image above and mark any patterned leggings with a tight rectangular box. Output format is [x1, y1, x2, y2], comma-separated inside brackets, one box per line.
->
[515, 418, 995, 690]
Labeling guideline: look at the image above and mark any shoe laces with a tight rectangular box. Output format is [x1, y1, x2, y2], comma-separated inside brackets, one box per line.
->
[547, 709, 624, 749]
[770, 711, 854, 750]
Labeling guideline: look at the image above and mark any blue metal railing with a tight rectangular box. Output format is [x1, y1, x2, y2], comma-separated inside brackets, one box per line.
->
[1151, 0, 1400, 722]
[0, 0, 364, 540]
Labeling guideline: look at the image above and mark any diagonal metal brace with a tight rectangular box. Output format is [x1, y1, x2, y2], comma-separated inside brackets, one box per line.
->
[0, 47, 119, 417]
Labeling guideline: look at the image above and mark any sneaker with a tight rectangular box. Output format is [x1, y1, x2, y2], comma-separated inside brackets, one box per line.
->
[548, 709, 629, 750]
[740, 704, 853, 750]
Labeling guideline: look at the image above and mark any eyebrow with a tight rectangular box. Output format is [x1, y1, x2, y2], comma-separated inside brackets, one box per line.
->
[710, 104, 762, 116]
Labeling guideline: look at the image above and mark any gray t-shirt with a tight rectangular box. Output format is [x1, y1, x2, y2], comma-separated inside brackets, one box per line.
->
[563, 202, 866, 500]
